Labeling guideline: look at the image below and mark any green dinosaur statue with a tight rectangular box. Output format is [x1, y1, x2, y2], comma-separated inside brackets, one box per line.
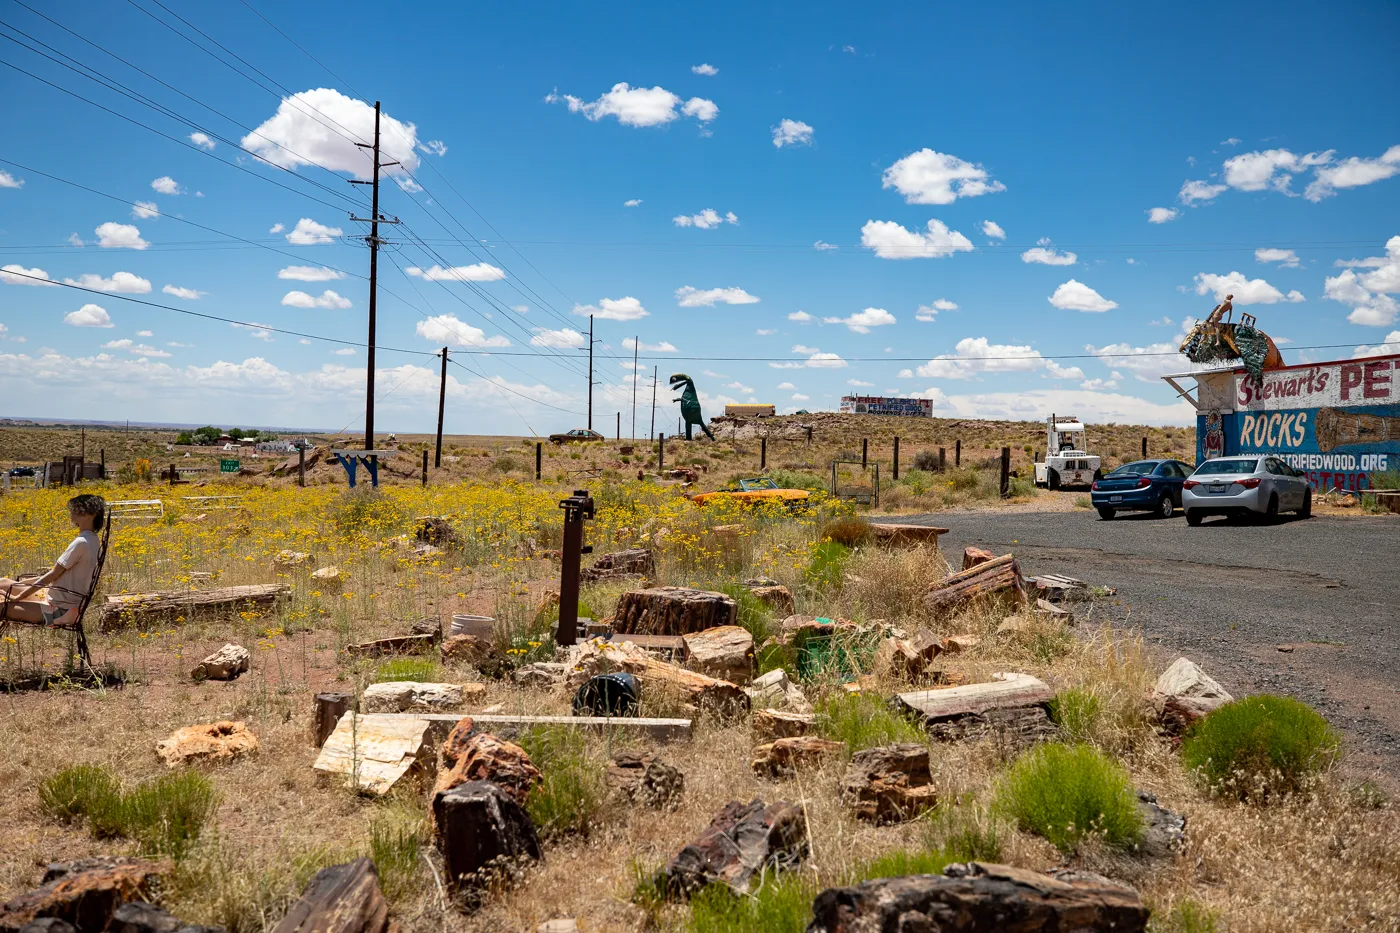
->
[669, 372, 714, 440]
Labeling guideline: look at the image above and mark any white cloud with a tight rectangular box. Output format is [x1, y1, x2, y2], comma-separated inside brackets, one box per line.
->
[822, 307, 896, 333]
[909, 387, 1195, 426]
[1048, 279, 1117, 312]
[675, 285, 759, 307]
[281, 289, 352, 310]
[1081, 372, 1122, 391]
[243, 88, 422, 179]
[1255, 248, 1300, 268]
[1021, 246, 1077, 266]
[269, 223, 285, 234]
[772, 119, 814, 148]
[150, 176, 181, 195]
[1221, 137, 1242, 146]
[777, 382, 797, 390]
[1223, 148, 1332, 193]
[286, 218, 342, 245]
[860, 219, 974, 259]
[1192, 271, 1288, 305]
[65, 304, 113, 327]
[529, 327, 586, 349]
[162, 284, 204, 300]
[914, 336, 1083, 380]
[624, 199, 642, 207]
[756, 328, 776, 335]
[0, 170, 23, 189]
[792, 344, 820, 355]
[813, 240, 838, 251]
[847, 379, 874, 387]
[95, 222, 148, 250]
[232, 322, 274, 342]
[803, 352, 847, 369]
[1353, 331, 1400, 358]
[1306, 145, 1400, 201]
[67, 233, 84, 247]
[420, 140, 448, 157]
[788, 311, 813, 323]
[1324, 237, 1400, 326]
[415, 313, 511, 348]
[980, 220, 1006, 240]
[1147, 207, 1179, 224]
[63, 271, 151, 293]
[673, 208, 738, 229]
[102, 338, 171, 358]
[691, 63, 718, 76]
[546, 83, 718, 127]
[1286, 290, 1305, 303]
[1, 264, 56, 286]
[278, 265, 345, 282]
[404, 263, 506, 282]
[881, 149, 1005, 205]
[897, 368, 913, 378]
[573, 296, 648, 321]
[136, 330, 152, 337]
[916, 298, 957, 322]
[1179, 180, 1227, 203]
[188, 132, 215, 150]
[332, 347, 355, 355]
[725, 381, 754, 394]
[791, 393, 810, 401]
[622, 337, 678, 352]
[132, 201, 160, 220]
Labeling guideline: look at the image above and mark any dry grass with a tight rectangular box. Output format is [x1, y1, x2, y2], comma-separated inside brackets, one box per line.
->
[0, 478, 1396, 933]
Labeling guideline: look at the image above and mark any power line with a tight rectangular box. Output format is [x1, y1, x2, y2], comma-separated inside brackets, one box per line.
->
[447, 356, 583, 417]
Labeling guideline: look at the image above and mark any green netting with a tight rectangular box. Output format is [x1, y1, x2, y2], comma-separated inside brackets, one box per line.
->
[1234, 324, 1270, 387]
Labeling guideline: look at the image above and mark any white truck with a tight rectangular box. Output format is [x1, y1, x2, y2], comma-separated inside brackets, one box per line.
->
[1033, 414, 1102, 490]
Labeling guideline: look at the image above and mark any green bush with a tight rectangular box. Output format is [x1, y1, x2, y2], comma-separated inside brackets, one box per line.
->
[1181, 695, 1340, 798]
[856, 846, 956, 881]
[767, 469, 827, 493]
[368, 810, 424, 902]
[687, 871, 816, 933]
[494, 456, 521, 473]
[993, 743, 1143, 852]
[39, 764, 121, 826]
[375, 657, 441, 683]
[718, 582, 776, 645]
[1156, 898, 1222, 933]
[816, 692, 924, 752]
[803, 541, 851, 591]
[517, 726, 605, 838]
[1049, 688, 1102, 742]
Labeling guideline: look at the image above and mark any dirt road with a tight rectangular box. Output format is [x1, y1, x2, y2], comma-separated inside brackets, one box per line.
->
[883, 509, 1400, 775]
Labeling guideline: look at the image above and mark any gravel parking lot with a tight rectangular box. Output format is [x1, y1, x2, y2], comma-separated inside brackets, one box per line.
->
[884, 509, 1400, 776]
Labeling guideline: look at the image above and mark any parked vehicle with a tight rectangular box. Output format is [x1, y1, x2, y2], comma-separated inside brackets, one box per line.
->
[1090, 458, 1193, 519]
[1033, 414, 1102, 489]
[548, 428, 604, 444]
[7, 466, 35, 477]
[691, 476, 810, 507]
[1182, 455, 1312, 525]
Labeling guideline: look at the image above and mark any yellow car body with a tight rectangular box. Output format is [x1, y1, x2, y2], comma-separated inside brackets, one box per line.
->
[691, 477, 811, 506]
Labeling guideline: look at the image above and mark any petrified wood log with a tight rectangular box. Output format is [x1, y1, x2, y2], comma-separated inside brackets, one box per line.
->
[923, 553, 1027, 617]
[99, 584, 289, 630]
[613, 587, 736, 636]
[312, 693, 353, 748]
[269, 859, 388, 933]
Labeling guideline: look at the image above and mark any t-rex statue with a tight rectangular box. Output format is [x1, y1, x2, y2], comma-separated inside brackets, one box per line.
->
[669, 372, 714, 440]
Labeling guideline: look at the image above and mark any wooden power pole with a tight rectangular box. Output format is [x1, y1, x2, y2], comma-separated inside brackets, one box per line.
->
[349, 101, 400, 451]
[434, 347, 447, 467]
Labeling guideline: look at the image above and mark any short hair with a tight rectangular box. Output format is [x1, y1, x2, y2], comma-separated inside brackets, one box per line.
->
[68, 494, 106, 532]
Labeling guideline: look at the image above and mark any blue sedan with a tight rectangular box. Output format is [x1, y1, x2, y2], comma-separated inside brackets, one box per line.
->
[1090, 459, 1194, 519]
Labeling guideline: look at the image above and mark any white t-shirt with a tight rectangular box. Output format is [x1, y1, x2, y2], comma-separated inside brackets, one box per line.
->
[51, 530, 99, 611]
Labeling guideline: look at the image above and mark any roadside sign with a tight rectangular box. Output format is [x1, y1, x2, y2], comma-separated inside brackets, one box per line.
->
[219, 459, 240, 473]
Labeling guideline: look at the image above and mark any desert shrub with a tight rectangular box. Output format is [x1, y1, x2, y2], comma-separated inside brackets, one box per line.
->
[39, 764, 121, 826]
[946, 467, 982, 492]
[686, 870, 815, 933]
[1155, 899, 1222, 933]
[927, 803, 1004, 862]
[993, 743, 1142, 852]
[332, 487, 403, 535]
[494, 456, 520, 473]
[856, 846, 956, 882]
[1181, 695, 1340, 798]
[1049, 688, 1103, 742]
[820, 515, 872, 547]
[767, 468, 826, 492]
[717, 582, 775, 644]
[803, 540, 851, 591]
[368, 808, 424, 902]
[169, 839, 341, 933]
[911, 449, 942, 472]
[816, 692, 924, 752]
[517, 726, 606, 838]
[375, 656, 441, 683]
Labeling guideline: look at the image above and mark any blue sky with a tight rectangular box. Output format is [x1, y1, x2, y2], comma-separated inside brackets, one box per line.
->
[2, 0, 1399, 434]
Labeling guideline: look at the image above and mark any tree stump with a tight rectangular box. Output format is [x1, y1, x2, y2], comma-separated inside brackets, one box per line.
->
[923, 553, 1027, 617]
[432, 781, 542, 888]
[839, 744, 938, 823]
[612, 587, 737, 636]
[961, 546, 998, 570]
[660, 798, 808, 897]
[312, 693, 353, 748]
[270, 859, 388, 933]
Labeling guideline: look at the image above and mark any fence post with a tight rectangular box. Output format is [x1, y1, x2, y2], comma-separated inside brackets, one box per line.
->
[658, 433, 665, 469]
[298, 445, 306, 487]
[939, 447, 946, 471]
[170, 462, 176, 486]
[760, 436, 767, 470]
[1142, 436, 1148, 458]
[557, 490, 595, 646]
[955, 439, 962, 467]
[100, 448, 105, 480]
[861, 438, 868, 469]
[535, 441, 542, 480]
[999, 446, 1011, 498]
[421, 449, 428, 487]
[892, 436, 899, 479]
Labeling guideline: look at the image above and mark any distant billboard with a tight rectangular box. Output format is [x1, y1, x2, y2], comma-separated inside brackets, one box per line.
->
[839, 396, 933, 417]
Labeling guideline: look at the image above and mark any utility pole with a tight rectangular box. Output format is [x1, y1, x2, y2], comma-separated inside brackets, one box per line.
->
[587, 314, 594, 431]
[649, 366, 657, 440]
[349, 101, 400, 452]
[631, 335, 638, 440]
[434, 347, 448, 467]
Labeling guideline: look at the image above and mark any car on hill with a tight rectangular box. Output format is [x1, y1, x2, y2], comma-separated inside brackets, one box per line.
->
[1182, 455, 1312, 525]
[1090, 458, 1194, 519]
[690, 476, 811, 507]
[548, 428, 604, 444]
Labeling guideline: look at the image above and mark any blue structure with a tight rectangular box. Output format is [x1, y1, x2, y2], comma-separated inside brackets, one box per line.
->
[1165, 353, 1399, 492]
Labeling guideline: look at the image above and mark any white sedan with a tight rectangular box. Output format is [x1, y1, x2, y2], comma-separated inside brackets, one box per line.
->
[1182, 455, 1313, 526]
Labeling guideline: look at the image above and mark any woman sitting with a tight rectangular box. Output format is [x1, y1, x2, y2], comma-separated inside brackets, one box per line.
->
[0, 494, 106, 628]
